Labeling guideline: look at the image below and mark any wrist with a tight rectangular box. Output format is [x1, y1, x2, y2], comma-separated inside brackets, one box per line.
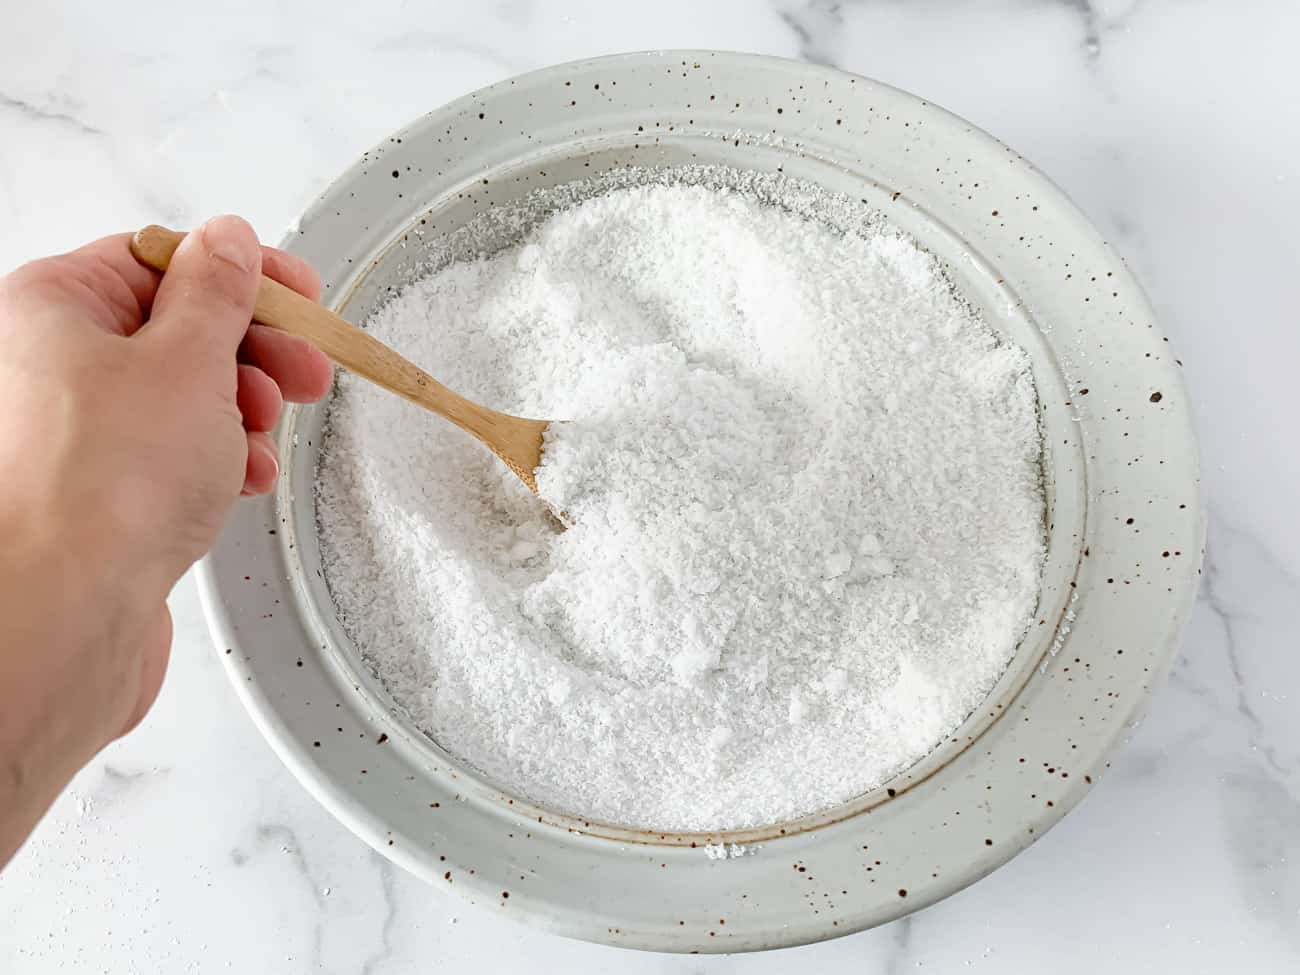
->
[0, 510, 147, 865]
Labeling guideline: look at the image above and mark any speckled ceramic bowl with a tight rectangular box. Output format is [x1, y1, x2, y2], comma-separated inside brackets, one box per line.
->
[199, 51, 1204, 952]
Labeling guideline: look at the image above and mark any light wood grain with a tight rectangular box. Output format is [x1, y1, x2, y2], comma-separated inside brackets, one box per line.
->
[130, 225, 549, 492]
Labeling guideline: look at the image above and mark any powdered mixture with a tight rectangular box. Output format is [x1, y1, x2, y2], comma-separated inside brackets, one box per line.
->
[317, 175, 1044, 832]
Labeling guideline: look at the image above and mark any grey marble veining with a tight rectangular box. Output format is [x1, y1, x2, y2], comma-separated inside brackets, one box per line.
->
[1, 0, 1297, 971]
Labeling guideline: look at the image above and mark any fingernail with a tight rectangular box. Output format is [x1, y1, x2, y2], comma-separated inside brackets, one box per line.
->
[257, 438, 281, 479]
[200, 215, 259, 272]
[245, 438, 280, 497]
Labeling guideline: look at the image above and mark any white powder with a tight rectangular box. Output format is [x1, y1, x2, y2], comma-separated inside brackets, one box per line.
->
[704, 843, 755, 861]
[316, 175, 1044, 832]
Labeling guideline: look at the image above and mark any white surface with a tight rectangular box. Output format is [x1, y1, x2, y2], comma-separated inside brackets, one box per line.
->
[0, 1, 1296, 971]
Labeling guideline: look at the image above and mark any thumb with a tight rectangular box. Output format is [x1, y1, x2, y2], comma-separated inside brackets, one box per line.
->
[148, 215, 261, 358]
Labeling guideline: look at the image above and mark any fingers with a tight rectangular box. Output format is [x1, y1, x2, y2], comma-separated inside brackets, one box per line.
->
[144, 219, 331, 401]
[129, 218, 324, 501]
[239, 325, 333, 402]
[235, 363, 283, 432]
[148, 216, 261, 358]
[242, 249, 332, 402]
[261, 248, 321, 302]
[242, 431, 279, 496]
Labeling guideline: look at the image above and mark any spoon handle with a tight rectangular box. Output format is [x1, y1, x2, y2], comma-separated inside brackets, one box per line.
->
[129, 225, 544, 489]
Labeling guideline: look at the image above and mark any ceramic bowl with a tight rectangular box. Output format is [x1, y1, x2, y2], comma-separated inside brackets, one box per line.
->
[199, 51, 1204, 952]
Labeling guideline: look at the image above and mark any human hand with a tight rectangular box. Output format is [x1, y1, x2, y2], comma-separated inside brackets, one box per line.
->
[0, 216, 332, 865]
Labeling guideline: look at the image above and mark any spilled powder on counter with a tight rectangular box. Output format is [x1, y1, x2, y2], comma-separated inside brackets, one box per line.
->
[316, 173, 1044, 832]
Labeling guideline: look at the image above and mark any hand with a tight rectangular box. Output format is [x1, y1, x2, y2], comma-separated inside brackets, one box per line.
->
[0, 216, 332, 866]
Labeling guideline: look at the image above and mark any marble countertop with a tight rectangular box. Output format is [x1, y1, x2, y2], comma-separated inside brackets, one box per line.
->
[3, 1, 1297, 971]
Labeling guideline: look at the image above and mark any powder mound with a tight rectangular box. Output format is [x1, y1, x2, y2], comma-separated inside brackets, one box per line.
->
[534, 346, 812, 688]
[316, 176, 1045, 832]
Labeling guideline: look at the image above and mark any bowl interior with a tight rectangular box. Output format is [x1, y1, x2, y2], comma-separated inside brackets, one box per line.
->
[281, 138, 1087, 844]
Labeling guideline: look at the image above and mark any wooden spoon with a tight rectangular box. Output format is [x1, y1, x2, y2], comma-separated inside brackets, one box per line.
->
[130, 225, 550, 493]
